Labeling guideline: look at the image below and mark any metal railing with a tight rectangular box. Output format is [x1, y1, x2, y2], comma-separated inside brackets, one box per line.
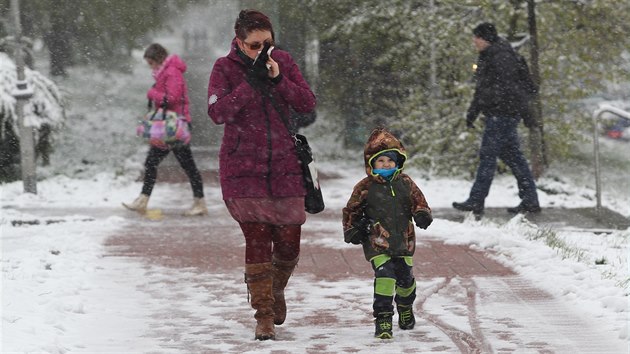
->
[591, 104, 630, 217]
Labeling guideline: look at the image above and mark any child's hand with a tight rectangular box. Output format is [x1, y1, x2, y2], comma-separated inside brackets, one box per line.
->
[347, 216, 372, 244]
[354, 216, 372, 236]
[414, 211, 433, 229]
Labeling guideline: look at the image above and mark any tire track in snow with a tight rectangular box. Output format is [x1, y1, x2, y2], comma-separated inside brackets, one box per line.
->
[417, 277, 492, 353]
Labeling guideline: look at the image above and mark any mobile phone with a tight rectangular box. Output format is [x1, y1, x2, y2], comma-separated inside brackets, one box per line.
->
[265, 45, 275, 69]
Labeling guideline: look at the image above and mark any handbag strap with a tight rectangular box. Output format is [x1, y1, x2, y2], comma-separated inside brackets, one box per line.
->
[237, 48, 294, 136]
[265, 91, 297, 138]
[149, 71, 186, 116]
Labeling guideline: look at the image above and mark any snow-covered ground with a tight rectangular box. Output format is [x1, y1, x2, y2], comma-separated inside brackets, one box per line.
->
[2, 159, 629, 352]
[2, 8, 629, 351]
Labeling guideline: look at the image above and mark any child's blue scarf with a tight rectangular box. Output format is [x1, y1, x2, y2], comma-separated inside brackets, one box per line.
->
[373, 168, 396, 180]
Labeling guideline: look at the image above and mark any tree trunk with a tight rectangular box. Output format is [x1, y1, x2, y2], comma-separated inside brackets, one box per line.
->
[46, 1, 74, 76]
[527, 0, 546, 179]
[277, 0, 307, 72]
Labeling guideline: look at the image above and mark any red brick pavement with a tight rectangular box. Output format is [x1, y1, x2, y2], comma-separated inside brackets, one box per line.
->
[105, 208, 514, 281]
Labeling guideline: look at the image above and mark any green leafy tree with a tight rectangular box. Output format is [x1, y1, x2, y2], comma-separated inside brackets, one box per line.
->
[313, 0, 630, 176]
[3, 0, 200, 76]
[311, 0, 422, 147]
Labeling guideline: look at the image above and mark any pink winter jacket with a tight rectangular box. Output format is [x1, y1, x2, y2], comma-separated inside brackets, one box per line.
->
[207, 39, 316, 200]
[147, 54, 191, 122]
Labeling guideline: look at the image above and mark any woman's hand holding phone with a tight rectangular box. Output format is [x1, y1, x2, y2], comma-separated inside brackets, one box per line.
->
[247, 42, 279, 88]
[253, 43, 278, 78]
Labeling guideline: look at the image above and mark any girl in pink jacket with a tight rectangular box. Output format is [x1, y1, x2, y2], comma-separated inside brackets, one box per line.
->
[123, 43, 207, 216]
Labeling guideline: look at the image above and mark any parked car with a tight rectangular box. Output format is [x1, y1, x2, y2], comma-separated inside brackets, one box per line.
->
[603, 116, 630, 140]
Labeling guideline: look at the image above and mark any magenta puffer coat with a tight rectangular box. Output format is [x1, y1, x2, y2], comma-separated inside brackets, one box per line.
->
[207, 40, 316, 200]
[147, 54, 191, 122]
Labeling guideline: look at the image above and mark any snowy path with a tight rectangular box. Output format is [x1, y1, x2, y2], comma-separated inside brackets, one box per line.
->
[3, 169, 628, 353]
[98, 207, 625, 353]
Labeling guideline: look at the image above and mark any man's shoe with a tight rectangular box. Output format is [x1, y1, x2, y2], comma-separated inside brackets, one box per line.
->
[452, 200, 484, 214]
[507, 203, 541, 214]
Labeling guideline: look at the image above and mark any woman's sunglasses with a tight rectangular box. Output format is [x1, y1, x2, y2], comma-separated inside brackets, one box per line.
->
[243, 39, 274, 51]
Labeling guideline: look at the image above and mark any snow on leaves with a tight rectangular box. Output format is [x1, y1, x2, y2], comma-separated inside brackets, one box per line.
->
[0, 52, 65, 137]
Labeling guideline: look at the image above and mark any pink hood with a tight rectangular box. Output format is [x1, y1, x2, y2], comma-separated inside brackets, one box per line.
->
[147, 54, 191, 122]
[152, 54, 187, 79]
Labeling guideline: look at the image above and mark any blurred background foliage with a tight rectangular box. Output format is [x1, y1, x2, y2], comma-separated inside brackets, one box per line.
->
[0, 0, 629, 178]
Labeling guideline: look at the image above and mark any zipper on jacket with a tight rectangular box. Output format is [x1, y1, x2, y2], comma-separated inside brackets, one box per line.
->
[387, 180, 400, 237]
[262, 95, 273, 195]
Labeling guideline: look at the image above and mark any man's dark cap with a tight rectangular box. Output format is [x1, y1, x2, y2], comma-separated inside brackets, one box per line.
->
[473, 22, 499, 43]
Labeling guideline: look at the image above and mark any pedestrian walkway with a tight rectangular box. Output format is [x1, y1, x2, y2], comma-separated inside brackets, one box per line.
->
[98, 205, 625, 353]
[12, 161, 627, 352]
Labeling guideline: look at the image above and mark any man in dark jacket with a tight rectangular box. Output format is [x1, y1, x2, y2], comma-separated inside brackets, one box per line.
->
[453, 22, 540, 216]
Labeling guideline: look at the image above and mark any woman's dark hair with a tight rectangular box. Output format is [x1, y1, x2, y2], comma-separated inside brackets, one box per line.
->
[144, 43, 168, 63]
[234, 9, 274, 40]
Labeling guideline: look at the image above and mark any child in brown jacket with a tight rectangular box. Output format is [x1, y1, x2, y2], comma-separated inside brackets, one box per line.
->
[342, 127, 432, 339]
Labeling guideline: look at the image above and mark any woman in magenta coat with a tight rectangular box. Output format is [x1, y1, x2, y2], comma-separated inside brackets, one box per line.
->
[123, 43, 207, 216]
[207, 9, 316, 341]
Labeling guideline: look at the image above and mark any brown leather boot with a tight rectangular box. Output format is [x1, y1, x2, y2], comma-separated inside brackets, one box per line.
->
[245, 262, 275, 340]
[271, 256, 299, 325]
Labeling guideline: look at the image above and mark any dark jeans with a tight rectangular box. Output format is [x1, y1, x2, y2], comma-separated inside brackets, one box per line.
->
[469, 116, 539, 206]
[141, 145, 204, 198]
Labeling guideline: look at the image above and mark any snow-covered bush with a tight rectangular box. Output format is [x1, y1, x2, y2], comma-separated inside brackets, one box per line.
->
[0, 52, 65, 180]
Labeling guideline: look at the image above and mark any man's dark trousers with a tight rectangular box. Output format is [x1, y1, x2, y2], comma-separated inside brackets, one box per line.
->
[469, 116, 539, 206]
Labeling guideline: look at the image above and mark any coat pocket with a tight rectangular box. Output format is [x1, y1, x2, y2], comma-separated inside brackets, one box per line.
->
[223, 139, 268, 177]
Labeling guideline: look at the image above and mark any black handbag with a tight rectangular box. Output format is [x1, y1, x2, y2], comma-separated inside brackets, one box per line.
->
[267, 94, 324, 214]
[294, 133, 325, 214]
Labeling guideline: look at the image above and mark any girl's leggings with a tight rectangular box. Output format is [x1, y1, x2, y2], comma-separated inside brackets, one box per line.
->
[141, 145, 204, 198]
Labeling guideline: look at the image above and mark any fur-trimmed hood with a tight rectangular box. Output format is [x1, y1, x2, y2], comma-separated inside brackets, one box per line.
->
[363, 127, 408, 178]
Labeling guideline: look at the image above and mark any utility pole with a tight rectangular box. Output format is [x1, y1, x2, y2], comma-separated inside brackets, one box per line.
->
[12, 0, 37, 194]
[527, 0, 546, 179]
[429, 0, 439, 99]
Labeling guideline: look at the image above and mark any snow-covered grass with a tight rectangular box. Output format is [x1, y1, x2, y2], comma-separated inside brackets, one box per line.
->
[41, 52, 152, 180]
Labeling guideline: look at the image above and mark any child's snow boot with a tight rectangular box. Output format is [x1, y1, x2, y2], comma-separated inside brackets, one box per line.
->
[183, 197, 208, 216]
[374, 312, 394, 339]
[245, 262, 275, 340]
[122, 194, 149, 213]
[397, 304, 416, 330]
[271, 256, 298, 325]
